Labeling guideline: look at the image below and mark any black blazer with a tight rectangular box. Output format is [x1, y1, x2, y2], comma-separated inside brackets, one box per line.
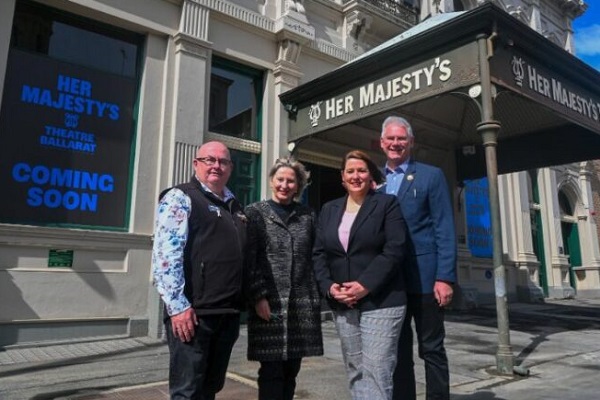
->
[312, 191, 407, 311]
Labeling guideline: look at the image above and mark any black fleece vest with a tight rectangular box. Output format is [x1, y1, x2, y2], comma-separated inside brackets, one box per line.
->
[175, 179, 247, 314]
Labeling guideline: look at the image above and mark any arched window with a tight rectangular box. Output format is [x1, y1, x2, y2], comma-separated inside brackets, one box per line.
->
[558, 190, 573, 216]
[454, 0, 465, 11]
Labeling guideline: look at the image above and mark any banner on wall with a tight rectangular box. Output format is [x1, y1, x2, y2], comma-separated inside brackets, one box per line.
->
[464, 178, 493, 258]
[0, 50, 136, 228]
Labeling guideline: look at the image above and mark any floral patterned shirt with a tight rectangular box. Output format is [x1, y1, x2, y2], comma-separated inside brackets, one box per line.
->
[151, 180, 236, 316]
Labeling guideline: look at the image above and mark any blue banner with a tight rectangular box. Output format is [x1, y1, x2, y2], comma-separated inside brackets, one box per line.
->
[0, 50, 136, 228]
[465, 178, 492, 258]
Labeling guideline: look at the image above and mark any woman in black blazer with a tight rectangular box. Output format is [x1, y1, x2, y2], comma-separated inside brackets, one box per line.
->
[313, 150, 408, 400]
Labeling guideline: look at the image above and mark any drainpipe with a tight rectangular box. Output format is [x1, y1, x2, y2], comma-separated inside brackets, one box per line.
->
[476, 32, 515, 375]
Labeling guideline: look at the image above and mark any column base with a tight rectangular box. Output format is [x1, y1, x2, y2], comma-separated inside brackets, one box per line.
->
[516, 284, 545, 303]
[547, 285, 575, 299]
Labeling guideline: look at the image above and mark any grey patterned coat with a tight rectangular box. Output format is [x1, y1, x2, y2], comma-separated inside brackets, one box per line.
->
[245, 200, 323, 361]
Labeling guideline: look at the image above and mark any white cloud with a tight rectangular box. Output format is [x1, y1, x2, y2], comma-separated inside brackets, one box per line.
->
[575, 24, 600, 56]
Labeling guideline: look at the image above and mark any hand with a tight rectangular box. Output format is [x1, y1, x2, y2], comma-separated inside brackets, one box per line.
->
[342, 281, 369, 303]
[434, 281, 453, 307]
[330, 283, 357, 308]
[170, 308, 198, 342]
[255, 298, 271, 321]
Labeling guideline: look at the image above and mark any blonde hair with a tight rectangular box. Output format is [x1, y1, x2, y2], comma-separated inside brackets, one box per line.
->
[269, 157, 311, 201]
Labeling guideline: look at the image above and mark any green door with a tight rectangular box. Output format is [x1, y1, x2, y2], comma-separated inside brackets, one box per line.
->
[229, 150, 260, 207]
[561, 222, 582, 291]
[531, 209, 548, 295]
[529, 170, 548, 295]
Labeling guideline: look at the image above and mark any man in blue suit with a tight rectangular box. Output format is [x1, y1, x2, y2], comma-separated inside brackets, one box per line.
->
[380, 116, 457, 400]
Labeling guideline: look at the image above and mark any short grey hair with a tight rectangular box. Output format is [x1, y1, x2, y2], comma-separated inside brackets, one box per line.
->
[381, 116, 414, 138]
[269, 157, 311, 201]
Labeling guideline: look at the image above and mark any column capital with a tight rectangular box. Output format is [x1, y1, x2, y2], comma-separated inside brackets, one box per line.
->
[173, 32, 212, 58]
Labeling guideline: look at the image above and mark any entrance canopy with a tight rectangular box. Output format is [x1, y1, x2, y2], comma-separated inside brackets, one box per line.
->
[279, 3, 600, 181]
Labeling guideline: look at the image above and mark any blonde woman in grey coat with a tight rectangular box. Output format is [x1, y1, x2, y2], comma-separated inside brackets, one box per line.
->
[245, 158, 323, 400]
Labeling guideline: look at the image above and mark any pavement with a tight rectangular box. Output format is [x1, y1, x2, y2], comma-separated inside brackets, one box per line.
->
[1, 297, 600, 399]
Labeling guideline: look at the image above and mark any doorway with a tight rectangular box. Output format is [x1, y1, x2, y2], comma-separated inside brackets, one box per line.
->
[558, 190, 582, 291]
[304, 162, 345, 212]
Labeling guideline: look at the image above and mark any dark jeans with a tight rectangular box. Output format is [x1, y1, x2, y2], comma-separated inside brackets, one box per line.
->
[393, 294, 449, 400]
[258, 359, 302, 400]
[166, 313, 240, 400]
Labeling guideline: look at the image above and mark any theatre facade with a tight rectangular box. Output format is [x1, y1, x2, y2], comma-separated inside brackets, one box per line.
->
[0, 0, 598, 346]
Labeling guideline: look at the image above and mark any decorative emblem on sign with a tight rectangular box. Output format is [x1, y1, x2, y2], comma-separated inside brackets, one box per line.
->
[308, 101, 322, 127]
[511, 56, 525, 87]
[65, 113, 79, 128]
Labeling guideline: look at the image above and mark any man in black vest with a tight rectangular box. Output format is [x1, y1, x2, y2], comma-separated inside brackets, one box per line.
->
[152, 141, 247, 400]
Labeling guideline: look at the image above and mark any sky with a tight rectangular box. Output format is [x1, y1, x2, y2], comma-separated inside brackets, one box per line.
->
[573, 1, 600, 70]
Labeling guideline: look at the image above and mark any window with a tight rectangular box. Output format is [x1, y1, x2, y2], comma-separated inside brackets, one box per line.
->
[209, 57, 263, 140]
[209, 58, 263, 205]
[0, 0, 143, 229]
[11, 0, 141, 77]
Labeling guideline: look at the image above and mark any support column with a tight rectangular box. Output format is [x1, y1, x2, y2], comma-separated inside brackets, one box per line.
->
[573, 162, 600, 297]
[170, 1, 213, 185]
[268, 1, 314, 169]
[148, 0, 213, 340]
[272, 45, 303, 156]
[578, 162, 600, 268]
[477, 33, 514, 375]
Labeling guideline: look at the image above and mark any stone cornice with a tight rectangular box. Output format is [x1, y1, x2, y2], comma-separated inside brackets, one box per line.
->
[191, 0, 275, 32]
[306, 38, 358, 63]
[189, 0, 359, 63]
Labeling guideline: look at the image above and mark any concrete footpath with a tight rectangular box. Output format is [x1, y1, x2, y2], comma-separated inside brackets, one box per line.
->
[1, 298, 600, 399]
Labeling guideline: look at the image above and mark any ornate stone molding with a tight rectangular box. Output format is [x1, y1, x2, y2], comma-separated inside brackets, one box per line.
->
[285, 0, 306, 14]
[181, 0, 210, 41]
[307, 38, 358, 63]
[174, 141, 199, 185]
[274, 13, 315, 43]
[187, 0, 362, 63]
[191, 0, 275, 32]
[542, 29, 565, 47]
[277, 39, 302, 64]
[507, 4, 532, 25]
[346, 10, 372, 40]
[205, 132, 262, 154]
[555, 0, 587, 17]
[173, 32, 211, 58]
[274, 60, 303, 86]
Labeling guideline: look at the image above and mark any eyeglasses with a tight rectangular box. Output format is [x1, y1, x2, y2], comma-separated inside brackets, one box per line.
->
[195, 156, 233, 167]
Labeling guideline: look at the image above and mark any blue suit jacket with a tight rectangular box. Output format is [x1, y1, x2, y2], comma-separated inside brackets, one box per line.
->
[312, 191, 408, 311]
[381, 160, 457, 294]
